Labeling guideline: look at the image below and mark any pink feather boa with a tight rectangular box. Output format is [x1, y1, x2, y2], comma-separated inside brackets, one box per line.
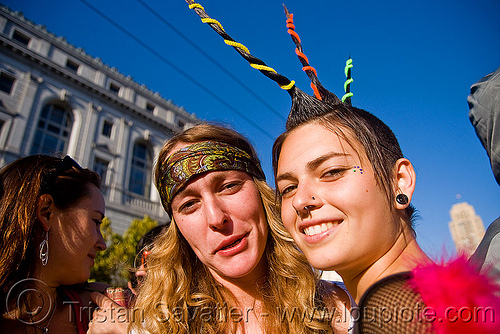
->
[409, 256, 500, 333]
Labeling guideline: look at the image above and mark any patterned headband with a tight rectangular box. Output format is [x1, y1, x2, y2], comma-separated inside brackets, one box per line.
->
[157, 141, 265, 213]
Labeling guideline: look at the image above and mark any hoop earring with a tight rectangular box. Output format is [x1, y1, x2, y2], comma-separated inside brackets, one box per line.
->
[39, 232, 49, 266]
[396, 193, 409, 205]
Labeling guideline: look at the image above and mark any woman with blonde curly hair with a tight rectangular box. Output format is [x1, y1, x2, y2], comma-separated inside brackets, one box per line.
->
[88, 123, 350, 334]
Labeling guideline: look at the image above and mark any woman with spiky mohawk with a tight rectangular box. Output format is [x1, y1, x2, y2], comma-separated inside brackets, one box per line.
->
[185, 2, 500, 333]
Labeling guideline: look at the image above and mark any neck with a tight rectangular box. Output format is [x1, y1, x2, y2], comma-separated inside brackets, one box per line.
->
[34, 265, 60, 301]
[210, 258, 268, 311]
[341, 226, 431, 303]
[214, 272, 266, 307]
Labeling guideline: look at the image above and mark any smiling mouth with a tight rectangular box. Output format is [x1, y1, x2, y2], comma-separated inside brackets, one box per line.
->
[303, 222, 340, 236]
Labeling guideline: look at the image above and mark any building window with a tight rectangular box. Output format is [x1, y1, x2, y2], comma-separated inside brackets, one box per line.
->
[129, 142, 152, 197]
[30, 103, 72, 155]
[12, 30, 31, 46]
[0, 72, 15, 94]
[177, 119, 185, 129]
[66, 59, 80, 72]
[102, 120, 113, 138]
[93, 157, 109, 185]
[146, 102, 155, 113]
[109, 83, 120, 95]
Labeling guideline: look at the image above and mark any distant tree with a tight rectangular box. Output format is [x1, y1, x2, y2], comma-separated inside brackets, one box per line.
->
[90, 216, 158, 285]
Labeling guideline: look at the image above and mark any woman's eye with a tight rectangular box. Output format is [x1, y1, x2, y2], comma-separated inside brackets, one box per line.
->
[279, 185, 296, 198]
[322, 168, 347, 179]
[178, 200, 197, 213]
[220, 181, 242, 193]
[93, 219, 103, 226]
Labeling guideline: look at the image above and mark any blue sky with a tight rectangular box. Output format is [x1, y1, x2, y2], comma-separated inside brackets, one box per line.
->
[4, 0, 500, 257]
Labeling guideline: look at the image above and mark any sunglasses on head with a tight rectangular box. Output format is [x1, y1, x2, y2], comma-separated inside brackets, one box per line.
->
[42, 155, 83, 192]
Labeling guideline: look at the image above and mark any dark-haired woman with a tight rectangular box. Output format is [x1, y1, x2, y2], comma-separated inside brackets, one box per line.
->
[273, 104, 500, 332]
[0, 155, 107, 334]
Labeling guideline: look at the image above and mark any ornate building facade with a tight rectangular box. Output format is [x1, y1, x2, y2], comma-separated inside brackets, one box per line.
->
[0, 6, 200, 233]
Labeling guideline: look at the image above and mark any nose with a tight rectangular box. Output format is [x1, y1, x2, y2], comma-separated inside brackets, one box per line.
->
[96, 230, 107, 251]
[135, 264, 147, 278]
[204, 196, 228, 231]
[292, 184, 319, 219]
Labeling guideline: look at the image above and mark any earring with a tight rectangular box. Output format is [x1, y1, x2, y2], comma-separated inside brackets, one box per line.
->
[39, 232, 49, 266]
[311, 196, 315, 200]
[396, 193, 409, 205]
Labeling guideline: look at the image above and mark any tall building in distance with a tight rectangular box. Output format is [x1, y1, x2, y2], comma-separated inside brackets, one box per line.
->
[0, 6, 200, 233]
[448, 202, 485, 256]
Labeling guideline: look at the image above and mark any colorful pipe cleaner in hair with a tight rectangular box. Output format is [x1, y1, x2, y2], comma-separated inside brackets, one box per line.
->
[284, 5, 342, 105]
[186, 0, 295, 92]
[158, 141, 265, 213]
[342, 57, 353, 105]
[185, 1, 351, 131]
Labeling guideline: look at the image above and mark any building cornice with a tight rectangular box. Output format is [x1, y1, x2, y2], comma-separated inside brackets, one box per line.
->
[1, 34, 183, 134]
[0, 5, 199, 124]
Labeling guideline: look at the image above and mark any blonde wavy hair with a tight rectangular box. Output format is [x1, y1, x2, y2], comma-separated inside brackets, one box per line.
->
[131, 124, 333, 333]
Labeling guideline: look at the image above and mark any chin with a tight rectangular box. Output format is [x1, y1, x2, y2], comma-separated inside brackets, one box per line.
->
[306, 254, 342, 272]
[224, 264, 260, 279]
[67, 272, 91, 286]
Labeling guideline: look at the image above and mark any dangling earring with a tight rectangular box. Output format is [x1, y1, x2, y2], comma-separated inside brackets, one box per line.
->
[396, 193, 409, 205]
[39, 231, 49, 266]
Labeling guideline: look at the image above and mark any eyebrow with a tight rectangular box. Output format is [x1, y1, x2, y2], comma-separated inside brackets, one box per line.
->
[174, 170, 243, 198]
[307, 152, 350, 170]
[276, 151, 350, 183]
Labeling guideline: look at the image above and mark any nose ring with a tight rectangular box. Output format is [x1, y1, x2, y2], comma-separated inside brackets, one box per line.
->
[295, 198, 316, 216]
[296, 206, 312, 216]
[295, 207, 312, 216]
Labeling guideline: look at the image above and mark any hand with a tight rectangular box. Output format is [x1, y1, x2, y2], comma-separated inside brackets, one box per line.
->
[87, 292, 129, 334]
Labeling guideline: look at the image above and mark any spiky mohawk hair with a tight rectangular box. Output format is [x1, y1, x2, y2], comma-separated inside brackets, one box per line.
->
[185, 0, 349, 130]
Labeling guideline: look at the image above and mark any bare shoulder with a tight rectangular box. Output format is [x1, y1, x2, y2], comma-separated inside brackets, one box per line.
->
[317, 280, 352, 333]
[317, 279, 351, 309]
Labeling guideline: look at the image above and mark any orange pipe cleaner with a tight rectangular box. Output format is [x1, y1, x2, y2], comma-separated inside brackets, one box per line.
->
[285, 10, 322, 100]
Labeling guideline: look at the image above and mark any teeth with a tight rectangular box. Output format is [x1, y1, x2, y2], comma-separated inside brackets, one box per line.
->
[221, 238, 241, 250]
[303, 222, 335, 236]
